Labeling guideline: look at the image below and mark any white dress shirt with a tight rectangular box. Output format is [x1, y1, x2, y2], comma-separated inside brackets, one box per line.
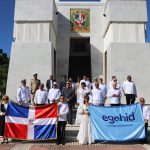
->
[17, 86, 31, 105]
[34, 89, 48, 104]
[122, 80, 137, 95]
[0, 103, 8, 116]
[80, 80, 91, 89]
[58, 102, 69, 121]
[107, 87, 121, 104]
[48, 88, 61, 103]
[92, 83, 96, 89]
[108, 80, 120, 89]
[71, 82, 77, 91]
[50, 80, 53, 89]
[77, 87, 90, 105]
[90, 88, 104, 105]
[142, 105, 150, 121]
[99, 83, 107, 98]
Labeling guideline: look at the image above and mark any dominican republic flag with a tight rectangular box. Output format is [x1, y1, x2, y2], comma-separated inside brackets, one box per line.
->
[4, 102, 58, 140]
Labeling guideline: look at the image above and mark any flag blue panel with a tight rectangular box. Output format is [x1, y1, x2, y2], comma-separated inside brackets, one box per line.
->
[6, 102, 29, 118]
[89, 103, 145, 141]
[34, 124, 56, 139]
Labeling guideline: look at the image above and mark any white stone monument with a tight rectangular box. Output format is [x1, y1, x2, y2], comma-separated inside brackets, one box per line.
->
[7, 0, 150, 103]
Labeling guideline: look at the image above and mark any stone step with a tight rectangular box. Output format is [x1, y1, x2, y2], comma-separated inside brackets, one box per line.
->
[66, 123, 79, 142]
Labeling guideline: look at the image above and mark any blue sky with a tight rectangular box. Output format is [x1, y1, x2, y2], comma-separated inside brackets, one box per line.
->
[0, 0, 150, 56]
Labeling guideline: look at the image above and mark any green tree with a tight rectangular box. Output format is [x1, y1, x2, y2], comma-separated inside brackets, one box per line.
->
[0, 49, 9, 98]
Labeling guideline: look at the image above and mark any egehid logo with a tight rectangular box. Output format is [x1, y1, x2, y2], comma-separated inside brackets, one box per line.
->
[102, 112, 135, 124]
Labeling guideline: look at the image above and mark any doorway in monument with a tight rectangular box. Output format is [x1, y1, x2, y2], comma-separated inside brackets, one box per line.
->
[69, 38, 91, 82]
[105, 51, 107, 83]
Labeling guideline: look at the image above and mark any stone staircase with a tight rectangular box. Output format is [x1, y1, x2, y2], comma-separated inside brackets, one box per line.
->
[66, 124, 79, 143]
[65, 107, 79, 143]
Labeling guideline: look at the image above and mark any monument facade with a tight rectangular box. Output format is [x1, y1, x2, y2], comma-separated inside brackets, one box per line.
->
[6, 0, 150, 103]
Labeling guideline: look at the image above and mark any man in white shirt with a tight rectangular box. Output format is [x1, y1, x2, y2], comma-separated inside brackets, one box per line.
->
[17, 79, 31, 106]
[99, 78, 107, 100]
[34, 84, 48, 106]
[57, 95, 69, 145]
[90, 83, 104, 106]
[122, 75, 137, 105]
[80, 75, 91, 90]
[48, 82, 61, 104]
[91, 77, 99, 89]
[108, 76, 120, 89]
[107, 82, 121, 106]
[139, 97, 149, 143]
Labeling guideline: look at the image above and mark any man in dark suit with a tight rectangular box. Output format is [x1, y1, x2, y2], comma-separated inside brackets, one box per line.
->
[46, 75, 55, 91]
[62, 81, 75, 124]
[60, 75, 67, 92]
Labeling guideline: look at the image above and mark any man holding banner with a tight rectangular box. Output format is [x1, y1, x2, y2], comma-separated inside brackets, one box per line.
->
[139, 97, 150, 143]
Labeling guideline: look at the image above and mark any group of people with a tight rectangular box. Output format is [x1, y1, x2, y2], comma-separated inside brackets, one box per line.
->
[0, 73, 149, 145]
[16, 74, 138, 107]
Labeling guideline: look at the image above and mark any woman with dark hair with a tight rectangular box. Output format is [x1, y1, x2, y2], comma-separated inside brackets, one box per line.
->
[77, 96, 94, 144]
[0, 95, 9, 144]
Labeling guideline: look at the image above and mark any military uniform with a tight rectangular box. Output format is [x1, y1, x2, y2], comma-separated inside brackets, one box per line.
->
[30, 79, 41, 100]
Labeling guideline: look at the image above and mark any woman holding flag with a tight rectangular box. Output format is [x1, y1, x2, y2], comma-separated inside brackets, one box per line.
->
[77, 95, 94, 144]
[0, 95, 9, 144]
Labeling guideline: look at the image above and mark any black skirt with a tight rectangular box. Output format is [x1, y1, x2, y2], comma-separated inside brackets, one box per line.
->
[0, 103, 5, 136]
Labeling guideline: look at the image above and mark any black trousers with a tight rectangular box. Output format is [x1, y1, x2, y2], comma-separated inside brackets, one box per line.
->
[140, 122, 148, 143]
[111, 104, 120, 106]
[125, 94, 136, 105]
[57, 121, 67, 143]
[67, 103, 73, 124]
[145, 122, 148, 142]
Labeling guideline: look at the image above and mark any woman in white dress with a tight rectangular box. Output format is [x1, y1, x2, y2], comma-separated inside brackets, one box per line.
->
[75, 82, 90, 124]
[77, 96, 94, 144]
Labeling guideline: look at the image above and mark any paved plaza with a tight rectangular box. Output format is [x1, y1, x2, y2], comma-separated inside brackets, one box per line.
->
[0, 144, 148, 150]
[0, 123, 150, 150]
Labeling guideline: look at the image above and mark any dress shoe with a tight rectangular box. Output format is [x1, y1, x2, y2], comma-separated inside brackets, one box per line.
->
[56, 141, 60, 145]
[62, 140, 65, 145]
